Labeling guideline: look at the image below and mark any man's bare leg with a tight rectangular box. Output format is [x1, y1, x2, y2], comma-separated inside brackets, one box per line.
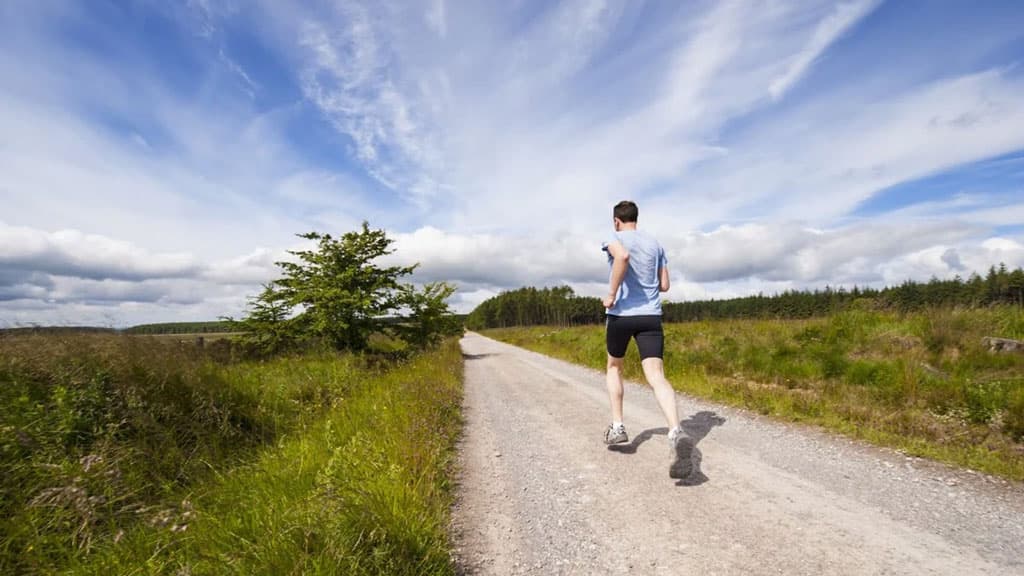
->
[641, 357, 680, 430]
[644, 357, 692, 478]
[606, 355, 625, 423]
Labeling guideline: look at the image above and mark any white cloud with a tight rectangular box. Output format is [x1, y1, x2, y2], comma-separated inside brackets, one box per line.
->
[768, 0, 881, 100]
[383, 220, 1020, 309]
[877, 192, 1024, 228]
[878, 238, 1024, 285]
[0, 296, 250, 329]
[202, 249, 282, 285]
[641, 68, 1024, 233]
[296, 4, 448, 206]
[446, 288, 495, 314]
[218, 48, 259, 98]
[669, 219, 982, 284]
[0, 77, 305, 259]
[0, 223, 276, 326]
[386, 226, 605, 288]
[0, 223, 201, 281]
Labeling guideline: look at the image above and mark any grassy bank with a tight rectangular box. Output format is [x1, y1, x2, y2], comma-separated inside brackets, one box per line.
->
[484, 307, 1024, 480]
[1, 332, 463, 574]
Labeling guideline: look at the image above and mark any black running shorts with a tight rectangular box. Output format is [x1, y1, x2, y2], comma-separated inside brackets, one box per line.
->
[605, 314, 664, 359]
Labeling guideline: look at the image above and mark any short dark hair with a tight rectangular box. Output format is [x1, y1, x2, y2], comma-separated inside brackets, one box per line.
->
[613, 200, 638, 223]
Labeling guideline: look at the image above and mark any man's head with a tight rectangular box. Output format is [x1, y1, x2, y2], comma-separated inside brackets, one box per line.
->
[613, 200, 638, 230]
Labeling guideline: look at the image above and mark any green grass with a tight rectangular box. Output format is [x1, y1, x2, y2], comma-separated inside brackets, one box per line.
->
[483, 307, 1024, 481]
[1, 333, 463, 575]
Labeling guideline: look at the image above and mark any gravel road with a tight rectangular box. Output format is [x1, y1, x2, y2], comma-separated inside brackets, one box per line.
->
[449, 332, 1024, 575]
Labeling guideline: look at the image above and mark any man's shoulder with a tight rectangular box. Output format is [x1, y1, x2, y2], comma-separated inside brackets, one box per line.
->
[603, 231, 627, 246]
[635, 230, 661, 246]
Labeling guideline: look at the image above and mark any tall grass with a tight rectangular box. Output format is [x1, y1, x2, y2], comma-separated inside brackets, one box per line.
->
[1, 332, 463, 574]
[485, 307, 1024, 480]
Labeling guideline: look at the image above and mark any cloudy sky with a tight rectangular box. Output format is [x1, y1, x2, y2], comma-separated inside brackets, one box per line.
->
[2, 1, 1024, 327]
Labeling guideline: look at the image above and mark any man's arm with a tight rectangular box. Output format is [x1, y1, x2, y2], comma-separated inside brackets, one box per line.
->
[660, 265, 670, 292]
[603, 241, 629, 308]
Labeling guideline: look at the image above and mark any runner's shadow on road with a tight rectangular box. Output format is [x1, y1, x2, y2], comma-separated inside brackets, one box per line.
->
[607, 427, 667, 454]
[607, 411, 726, 486]
[675, 411, 727, 487]
[462, 353, 496, 360]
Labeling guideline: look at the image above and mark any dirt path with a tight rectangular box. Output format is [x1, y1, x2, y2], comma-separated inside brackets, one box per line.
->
[449, 332, 1024, 575]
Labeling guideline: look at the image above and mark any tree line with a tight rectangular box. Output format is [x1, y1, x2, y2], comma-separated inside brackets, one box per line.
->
[465, 286, 607, 329]
[465, 264, 1024, 329]
[124, 321, 236, 335]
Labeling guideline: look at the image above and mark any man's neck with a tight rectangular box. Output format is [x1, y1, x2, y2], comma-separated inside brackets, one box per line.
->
[618, 223, 637, 231]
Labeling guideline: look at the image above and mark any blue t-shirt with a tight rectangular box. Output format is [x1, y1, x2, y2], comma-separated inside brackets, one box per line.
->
[602, 230, 667, 316]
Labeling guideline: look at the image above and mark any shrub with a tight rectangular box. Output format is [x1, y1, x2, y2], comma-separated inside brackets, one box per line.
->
[1005, 385, 1024, 441]
[962, 379, 1015, 425]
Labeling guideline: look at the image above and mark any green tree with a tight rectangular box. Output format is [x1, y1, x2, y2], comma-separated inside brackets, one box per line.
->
[234, 223, 458, 354]
[393, 282, 464, 349]
[236, 283, 297, 352]
[1009, 268, 1024, 308]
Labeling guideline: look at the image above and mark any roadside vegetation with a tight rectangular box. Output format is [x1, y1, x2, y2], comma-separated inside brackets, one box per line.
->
[1, 333, 462, 574]
[1, 223, 465, 574]
[484, 306, 1024, 481]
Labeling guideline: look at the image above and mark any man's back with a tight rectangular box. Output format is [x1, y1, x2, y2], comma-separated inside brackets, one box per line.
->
[604, 229, 666, 316]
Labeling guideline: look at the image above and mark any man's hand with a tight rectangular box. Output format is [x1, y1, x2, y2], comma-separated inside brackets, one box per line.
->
[603, 293, 616, 309]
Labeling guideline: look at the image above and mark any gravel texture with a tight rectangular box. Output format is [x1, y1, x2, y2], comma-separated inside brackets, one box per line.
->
[449, 332, 1024, 575]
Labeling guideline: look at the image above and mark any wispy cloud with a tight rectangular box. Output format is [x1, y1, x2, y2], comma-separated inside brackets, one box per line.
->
[218, 48, 259, 98]
[769, 0, 882, 100]
[296, 3, 447, 206]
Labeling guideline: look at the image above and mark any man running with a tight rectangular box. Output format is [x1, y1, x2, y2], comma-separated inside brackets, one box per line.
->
[601, 200, 692, 479]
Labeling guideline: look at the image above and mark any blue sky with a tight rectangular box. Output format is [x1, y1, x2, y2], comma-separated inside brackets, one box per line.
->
[1, 0, 1023, 326]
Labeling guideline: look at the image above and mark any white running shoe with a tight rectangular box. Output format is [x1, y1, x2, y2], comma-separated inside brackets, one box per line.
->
[604, 423, 628, 445]
[668, 426, 694, 479]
